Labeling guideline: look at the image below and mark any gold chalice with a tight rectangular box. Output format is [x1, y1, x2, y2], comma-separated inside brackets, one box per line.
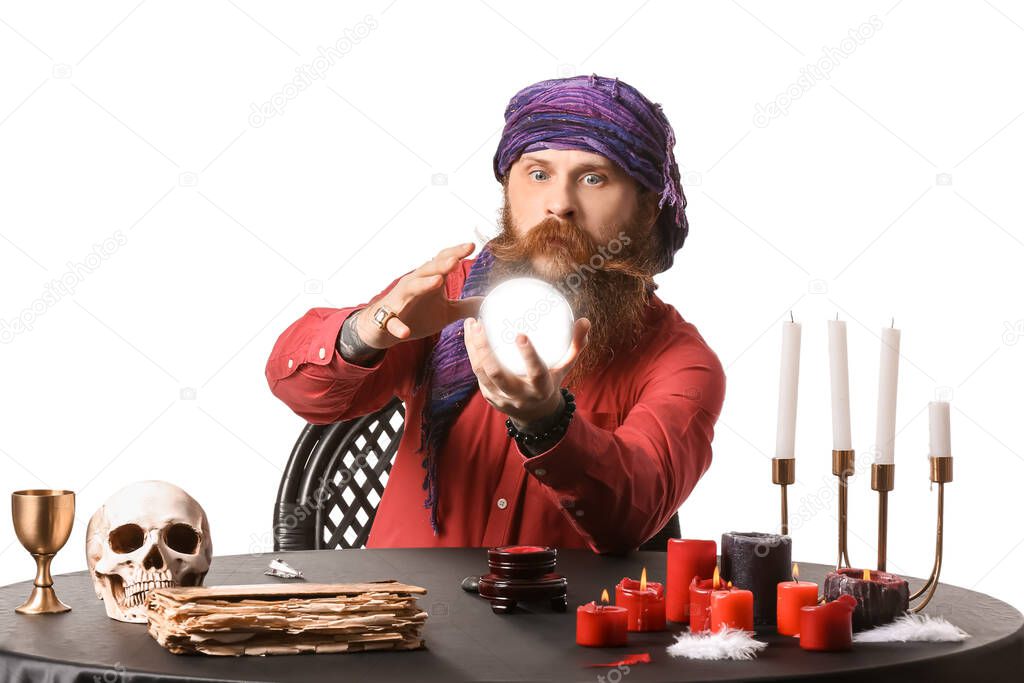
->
[12, 489, 75, 614]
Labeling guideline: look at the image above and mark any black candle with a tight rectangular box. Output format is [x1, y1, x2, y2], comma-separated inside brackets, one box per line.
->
[720, 531, 792, 626]
[823, 568, 909, 631]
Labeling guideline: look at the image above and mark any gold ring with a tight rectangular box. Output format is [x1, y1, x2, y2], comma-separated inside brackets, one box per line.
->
[371, 304, 398, 331]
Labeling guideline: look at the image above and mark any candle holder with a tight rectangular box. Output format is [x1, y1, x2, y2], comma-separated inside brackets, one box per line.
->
[871, 462, 894, 571]
[771, 458, 795, 535]
[832, 449, 855, 571]
[473, 545, 568, 614]
[908, 455, 952, 612]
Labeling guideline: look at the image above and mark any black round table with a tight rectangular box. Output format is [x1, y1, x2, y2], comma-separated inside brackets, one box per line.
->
[1, 549, 1021, 682]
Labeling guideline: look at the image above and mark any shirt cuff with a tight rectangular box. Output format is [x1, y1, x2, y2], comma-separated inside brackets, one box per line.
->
[266, 306, 387, 383]
[516, 412, 603, 488]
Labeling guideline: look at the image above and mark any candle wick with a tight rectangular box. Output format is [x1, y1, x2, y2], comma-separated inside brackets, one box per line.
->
[789, 310, 794, 323]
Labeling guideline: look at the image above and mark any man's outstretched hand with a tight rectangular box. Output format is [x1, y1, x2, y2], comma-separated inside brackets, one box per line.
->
[355, 242, 484, 350]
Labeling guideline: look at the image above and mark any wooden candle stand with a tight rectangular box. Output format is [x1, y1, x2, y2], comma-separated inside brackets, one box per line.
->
[474, 546, 567, 614]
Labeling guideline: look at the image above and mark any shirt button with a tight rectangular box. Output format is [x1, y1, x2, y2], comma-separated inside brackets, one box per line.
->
[287, 359, 294, 369]
[318, 347, 326, 359]
[533, 468, 547, 477]
[575, 509, 585, 517]
[496, 498, 508, 510]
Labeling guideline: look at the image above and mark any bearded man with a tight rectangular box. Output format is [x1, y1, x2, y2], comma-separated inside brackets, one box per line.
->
[265, 74, 726, 554]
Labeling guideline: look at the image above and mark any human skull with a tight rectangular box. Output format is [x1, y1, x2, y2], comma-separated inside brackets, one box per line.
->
[86, 480, 212, 623]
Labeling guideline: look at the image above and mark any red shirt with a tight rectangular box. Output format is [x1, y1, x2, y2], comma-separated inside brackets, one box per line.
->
[265, 257, 726, 554]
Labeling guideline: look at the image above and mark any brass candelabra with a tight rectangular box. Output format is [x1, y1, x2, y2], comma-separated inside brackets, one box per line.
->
[776, 452, 952, 612]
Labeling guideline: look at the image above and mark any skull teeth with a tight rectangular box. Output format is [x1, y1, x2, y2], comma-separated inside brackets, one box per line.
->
[120, 578, 177, 609]
[125, 578, 175, 596]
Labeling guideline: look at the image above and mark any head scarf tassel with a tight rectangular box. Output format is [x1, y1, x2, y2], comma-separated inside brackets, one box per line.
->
[413, 246, 495, 535]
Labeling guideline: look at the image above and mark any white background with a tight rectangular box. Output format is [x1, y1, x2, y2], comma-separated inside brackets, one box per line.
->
[2, 0, 1022, 616]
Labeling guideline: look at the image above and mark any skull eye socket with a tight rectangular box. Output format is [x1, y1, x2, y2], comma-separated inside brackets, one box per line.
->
[164, 523, 201, 554]
[108, 524, 146, 553]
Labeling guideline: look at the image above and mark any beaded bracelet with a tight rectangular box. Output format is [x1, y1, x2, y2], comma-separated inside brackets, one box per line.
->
[505, 388, 576, 447]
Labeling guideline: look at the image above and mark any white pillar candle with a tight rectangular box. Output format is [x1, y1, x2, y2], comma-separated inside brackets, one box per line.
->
[774, 319, 802, 459]
[828, 319, 852, 451]
[873, 325, 901, 464]
[929, 401, 951, 458]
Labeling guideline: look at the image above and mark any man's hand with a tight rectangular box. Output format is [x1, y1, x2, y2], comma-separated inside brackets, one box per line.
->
[355, 242, 484, 350]
[463, 314, 591, 425]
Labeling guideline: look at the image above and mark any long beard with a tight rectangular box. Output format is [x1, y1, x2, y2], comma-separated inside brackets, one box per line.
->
[486, 195, 660, 388]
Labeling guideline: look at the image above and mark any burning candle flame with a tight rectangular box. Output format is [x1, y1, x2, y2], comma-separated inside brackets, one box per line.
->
[713, 565, 720, 589]
[640, 567, 648, 591]
[862, 568, 871, 581]
[600, 588, 610, 604]
[727, 580, 733, 589]
[793, 562, 800, 582]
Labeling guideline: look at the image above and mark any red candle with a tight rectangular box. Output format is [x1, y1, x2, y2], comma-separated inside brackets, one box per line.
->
[799, 594, 858, 651]
[666, 539, 717, 622]
[615, 567, 666, 632]
[577, 589, 628, 647]
[777, 563, 819, 637]
[689, 566, 728, 632]
[710, 584, 754, 632]
[689, 576, 714, 632]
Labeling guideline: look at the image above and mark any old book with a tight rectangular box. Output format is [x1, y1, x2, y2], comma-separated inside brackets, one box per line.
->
[146, 581, 428, 656]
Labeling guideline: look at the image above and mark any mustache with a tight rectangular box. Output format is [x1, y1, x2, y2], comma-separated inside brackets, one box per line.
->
[488, 216, 598, 267]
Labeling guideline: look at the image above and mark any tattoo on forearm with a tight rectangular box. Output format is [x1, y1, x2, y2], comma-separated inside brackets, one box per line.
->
[337, 309, 385, 367]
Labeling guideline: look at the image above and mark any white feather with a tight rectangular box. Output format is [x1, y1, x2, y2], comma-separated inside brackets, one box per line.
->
[666, 628, 768, 661]
[853, 613, 971, 643]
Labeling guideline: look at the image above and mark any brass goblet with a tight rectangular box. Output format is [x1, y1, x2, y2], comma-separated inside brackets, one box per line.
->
[12, 489, 75, 614]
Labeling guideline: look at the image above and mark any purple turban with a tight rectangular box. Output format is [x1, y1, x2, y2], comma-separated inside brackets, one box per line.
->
[493, 73, 689, 271]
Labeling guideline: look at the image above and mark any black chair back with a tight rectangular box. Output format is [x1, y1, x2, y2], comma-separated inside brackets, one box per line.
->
[273, 397, 404, 550]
